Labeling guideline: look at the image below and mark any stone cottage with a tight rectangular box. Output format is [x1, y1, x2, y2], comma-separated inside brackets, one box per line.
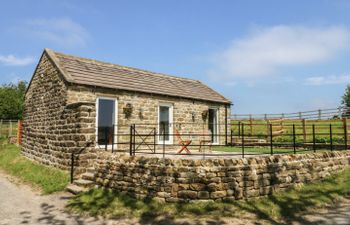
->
[21, 48, 231, 170]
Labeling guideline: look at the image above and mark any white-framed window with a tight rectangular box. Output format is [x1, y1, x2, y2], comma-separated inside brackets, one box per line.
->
[96, 97, 118, 149]
[208, 108, 219, 144]
[158, 103, 173, 144]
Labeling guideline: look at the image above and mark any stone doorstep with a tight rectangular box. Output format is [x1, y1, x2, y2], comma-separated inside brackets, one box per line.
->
[66, 183, 88, 195]
[81, 172, 95, 181]
[74, 179, 94, 188]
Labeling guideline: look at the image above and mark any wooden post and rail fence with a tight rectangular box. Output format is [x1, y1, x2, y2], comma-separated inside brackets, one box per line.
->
[0, 119, 23, 145]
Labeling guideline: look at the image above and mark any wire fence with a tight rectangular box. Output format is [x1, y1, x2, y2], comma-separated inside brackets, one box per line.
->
[231, 106, 350, 120]
[97, 120, 349, 159]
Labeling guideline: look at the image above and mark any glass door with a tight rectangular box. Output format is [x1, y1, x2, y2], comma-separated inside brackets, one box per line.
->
[208, 108, 218, 143]
[159, 104, 173, 144]
[97, 98, 117, 147]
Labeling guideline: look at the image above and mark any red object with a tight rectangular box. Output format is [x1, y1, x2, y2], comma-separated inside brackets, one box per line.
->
[175, 129, 192, 154]
[17, 120, 22, 145]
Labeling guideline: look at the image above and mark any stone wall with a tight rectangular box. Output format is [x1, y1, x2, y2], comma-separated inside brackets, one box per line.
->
[22, 53, 96, 172]
[93, 151, 350, 202]
[67, 84, 230, 151]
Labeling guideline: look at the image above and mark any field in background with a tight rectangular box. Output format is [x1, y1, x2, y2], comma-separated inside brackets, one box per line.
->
[0, 120, 19, 138]
[230, 119, 347, 144]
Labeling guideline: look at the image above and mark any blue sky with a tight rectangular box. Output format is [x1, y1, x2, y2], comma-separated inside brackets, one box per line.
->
[1, 0, 350, 114]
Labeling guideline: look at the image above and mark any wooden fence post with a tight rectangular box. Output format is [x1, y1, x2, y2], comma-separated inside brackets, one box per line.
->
[302, 119, 307, 143]
[343, 118, 348, 149]
[0, 119, 2, 137]
[17, 120, 22, 145]
[318, 109, 322, 120]
[249, 114, 253, 136]
[9, 120, 12, 137]
[266, 120, 270, 141]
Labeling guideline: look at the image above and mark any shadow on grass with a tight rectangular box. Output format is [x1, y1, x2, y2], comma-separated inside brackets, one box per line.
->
[68, 189, 229, 224]
[67, 168, 350, 225]
[231, 169, 350, 224]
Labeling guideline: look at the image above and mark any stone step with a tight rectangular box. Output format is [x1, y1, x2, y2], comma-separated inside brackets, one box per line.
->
[66, 184, 87, 195]
[74, 179, 94, 188]
[86, 167, 96, 173]
[81, 172, 95, 181]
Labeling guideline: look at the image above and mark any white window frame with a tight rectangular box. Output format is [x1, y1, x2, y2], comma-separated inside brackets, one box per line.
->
[209, 107, 220, 145]
[158, 103, 173, 145]
[95, 97, 118, 149]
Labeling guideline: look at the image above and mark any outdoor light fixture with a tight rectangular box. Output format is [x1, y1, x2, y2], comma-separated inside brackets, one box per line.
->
[192, 112, 196, 122]
[139, 108, 144, 120]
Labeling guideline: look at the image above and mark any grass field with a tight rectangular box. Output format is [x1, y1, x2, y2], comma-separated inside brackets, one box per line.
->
[67, 167, 350, 223]
[0, 144, 69, 194]
[231, 119, 348, 144]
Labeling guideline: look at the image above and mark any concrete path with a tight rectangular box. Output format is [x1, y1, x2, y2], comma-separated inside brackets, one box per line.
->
[0, 171, 350, 225]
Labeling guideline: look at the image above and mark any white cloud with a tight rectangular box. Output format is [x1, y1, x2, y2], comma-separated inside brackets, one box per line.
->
[22, 18, 89, 47]
[212, 25, 350, 80]
[305, 74, 350, 85]
[0, 54, 35, 66]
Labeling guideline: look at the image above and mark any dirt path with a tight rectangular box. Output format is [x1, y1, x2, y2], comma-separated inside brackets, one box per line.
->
[0, 173, 136, 225]
[0, 171, 350, 225]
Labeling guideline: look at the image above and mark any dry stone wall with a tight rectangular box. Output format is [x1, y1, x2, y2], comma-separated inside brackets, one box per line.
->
[93, 151, 350, 202]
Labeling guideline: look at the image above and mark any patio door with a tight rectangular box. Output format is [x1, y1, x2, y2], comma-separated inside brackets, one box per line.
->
[158, 104, 173, 144]
[96, 98, 117, 148]
[208, 108, 218, 143]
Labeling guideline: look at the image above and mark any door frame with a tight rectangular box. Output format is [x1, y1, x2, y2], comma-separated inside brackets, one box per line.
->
[208, 107, 219, 144]
[95, 97, 118, 149]
[158, 103, 173, 145]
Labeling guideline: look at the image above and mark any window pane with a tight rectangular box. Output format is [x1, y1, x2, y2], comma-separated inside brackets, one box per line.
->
[98, 99, 115, 145]
[159, 106, 170, 141]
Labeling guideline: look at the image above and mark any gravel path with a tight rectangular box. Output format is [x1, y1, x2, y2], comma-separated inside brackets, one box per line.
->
[0, 171, 350, 225]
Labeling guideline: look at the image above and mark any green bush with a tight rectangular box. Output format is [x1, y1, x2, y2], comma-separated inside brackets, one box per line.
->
[273, 136, 303, 144]
[314, 136, 344, 144]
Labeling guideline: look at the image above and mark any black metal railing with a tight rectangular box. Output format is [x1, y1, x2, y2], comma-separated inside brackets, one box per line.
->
[96, 121, 350, 159]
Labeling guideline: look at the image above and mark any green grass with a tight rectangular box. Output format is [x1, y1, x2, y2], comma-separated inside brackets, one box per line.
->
[0, 144, 69, 194]
[231, 119, 347, 144]
[67, 168, 350, 223]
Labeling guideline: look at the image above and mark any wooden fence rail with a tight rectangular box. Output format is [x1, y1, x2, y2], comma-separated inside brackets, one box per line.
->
[0, 120, 22, 145]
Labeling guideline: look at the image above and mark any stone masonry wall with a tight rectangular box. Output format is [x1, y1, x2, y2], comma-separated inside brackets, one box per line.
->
[93, 151, 350, 202]
[22, 53, 96, 172]
[67, 85, 230, 152]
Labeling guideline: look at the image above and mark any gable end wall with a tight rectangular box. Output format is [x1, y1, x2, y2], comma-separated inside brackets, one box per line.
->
[21, 53, 96, 171]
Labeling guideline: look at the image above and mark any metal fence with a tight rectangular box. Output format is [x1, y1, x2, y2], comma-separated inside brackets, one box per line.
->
[98, 120, 349, 159]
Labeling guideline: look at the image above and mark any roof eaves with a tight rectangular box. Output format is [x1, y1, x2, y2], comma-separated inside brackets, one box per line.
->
[195, 80, 232, 104]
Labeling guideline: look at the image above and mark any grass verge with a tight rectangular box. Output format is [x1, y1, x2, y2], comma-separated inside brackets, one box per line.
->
[67, 168, 350, 223]
[0, 144, 69, 194]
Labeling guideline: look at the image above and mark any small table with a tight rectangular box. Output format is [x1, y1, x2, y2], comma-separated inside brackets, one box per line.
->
[199, 140, 212, 152]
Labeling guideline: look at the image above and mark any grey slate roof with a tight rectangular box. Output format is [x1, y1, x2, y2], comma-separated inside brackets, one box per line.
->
[45, 49, 231, 104]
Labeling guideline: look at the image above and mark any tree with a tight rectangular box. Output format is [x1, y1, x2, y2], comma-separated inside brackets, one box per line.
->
[0, 81, 27, 120]
[342, 84, 350, 117]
